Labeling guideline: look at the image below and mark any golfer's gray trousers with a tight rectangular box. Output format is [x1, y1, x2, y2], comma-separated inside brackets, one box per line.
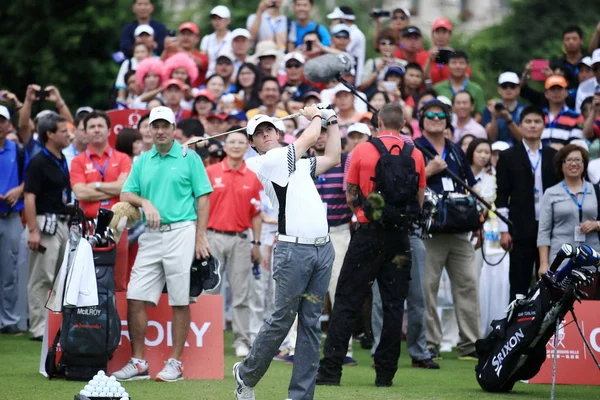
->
[239, 239, 334, 400]
[372, 235, 431, 360]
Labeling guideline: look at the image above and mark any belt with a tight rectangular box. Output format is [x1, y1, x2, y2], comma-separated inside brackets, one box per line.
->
[0, 211, 16, 219]
[277, 234, 330, 246]
[153, 220, 195, 232]
[208, 228, 248, 239]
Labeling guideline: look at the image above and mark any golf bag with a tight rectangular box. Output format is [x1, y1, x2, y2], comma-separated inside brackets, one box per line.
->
[46, 243, 121, 381]
[475, 244, 600, 392]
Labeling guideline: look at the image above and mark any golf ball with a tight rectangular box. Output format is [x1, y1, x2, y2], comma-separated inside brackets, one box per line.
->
[89, 380, 97, 386]
[98, 370, 105, 376]
[91, 392, 99, 397]
[84, 385, 93, 392]
[122, 391, 129, 397]
[118, 387, 125, 393]
[108, 375, 117, 382]
[98, 381, 107, 388]
[79, 390, 91, 397]
[114, 381, 122, 388]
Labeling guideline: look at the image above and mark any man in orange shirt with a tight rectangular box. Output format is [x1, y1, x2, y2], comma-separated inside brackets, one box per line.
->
[71, 111, 132, 219]
[205, 130, 263, 358]
[318, 102, 426, 387]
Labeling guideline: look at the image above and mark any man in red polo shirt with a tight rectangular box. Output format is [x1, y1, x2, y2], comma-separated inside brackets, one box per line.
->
[423, 18, 471, 85]
[318, 102, 425, 387]
[205, 130, 263, 358]
[71, 110, 132, 219]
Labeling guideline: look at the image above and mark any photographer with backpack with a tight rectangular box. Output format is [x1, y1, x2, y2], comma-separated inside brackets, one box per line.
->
[317, 102, 426, 387]
[414, 99, 481, 361]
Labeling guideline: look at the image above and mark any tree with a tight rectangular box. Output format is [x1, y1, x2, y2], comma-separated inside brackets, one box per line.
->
[0, 0, 158, 110]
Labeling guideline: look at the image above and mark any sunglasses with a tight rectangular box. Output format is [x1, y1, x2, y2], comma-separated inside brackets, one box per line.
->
[392, 15, 409, 20]
[424, 111, 447, 120]
[500, 83, 518, 89]
[379, 40, 394, 46]
[285, 62, 303, 69]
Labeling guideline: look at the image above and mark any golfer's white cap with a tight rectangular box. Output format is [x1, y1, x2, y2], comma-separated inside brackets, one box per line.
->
[0, 105, 10, 120]
[149, 106, 175, 125]
[247, 114, 277, 136]
[347, 122, 371, 136]
[491, 141, 510, 152]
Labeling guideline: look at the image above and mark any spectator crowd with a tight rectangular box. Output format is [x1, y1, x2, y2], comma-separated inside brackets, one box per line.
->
[1, 0, 600, 397]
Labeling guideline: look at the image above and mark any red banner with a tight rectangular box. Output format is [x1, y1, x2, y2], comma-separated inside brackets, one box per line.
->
[41, 293, 224, 380]
[106, 109, 149, 149]
[528, 300, 600, 385]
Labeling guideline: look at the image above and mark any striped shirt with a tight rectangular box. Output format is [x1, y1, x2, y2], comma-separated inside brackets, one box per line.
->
[315, 153, 352, 227]
[593, 116, 600, 139]
[542, 106, 584, 146]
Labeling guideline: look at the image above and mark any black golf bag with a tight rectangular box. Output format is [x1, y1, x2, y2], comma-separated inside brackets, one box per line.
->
[46, 243, 121, 381]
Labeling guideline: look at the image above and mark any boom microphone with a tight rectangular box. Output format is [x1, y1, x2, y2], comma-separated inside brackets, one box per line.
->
[304, 53, 355, 83]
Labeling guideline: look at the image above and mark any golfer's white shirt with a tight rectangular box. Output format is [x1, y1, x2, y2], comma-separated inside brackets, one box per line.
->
[246, 144, 328, 238]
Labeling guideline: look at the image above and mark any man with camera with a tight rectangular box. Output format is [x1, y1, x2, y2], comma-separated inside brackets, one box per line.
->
[23, 113, 71, 341]
[414, 99, 480, 361]
[482, 72, 526, 144]
[247, 0, 288, 50]
[371, 7, 411, 49]
[317, 103, 426, 387]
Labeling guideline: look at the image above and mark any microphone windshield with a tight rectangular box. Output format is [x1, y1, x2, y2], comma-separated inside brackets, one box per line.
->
[304, 53, 355, 83]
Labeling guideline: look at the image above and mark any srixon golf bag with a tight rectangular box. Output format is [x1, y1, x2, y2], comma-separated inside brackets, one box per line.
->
[46, 244, 121, 381]
[475, 243, 600, 392]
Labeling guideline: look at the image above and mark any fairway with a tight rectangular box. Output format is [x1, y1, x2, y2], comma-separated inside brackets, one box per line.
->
[0, 332, 598, 400]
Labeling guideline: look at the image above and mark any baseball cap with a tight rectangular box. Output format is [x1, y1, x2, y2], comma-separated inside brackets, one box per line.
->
[402, 26, 422, 37]
[544, 75, 568, 89]
[179, 22, 200, 35]
[207, 113, 227, 121]
[0, 105, 10, 120]
[432, 17, 452, 31]
[216, 51, 235, 63]
[591, 49, 600, 66]
[194, 88, 215, 103]
[357, 112, 373, 122]
[134, 24, 154, 37]
[231, 28, 251, 40]
[498, 72, 520, 85]
[578, 56, 592, 68]
[210, 5, 231, 19]
[75, 106, 94, 116]
[331, 24, 351, 38]
[284, 52, 305, 65]
[149, 106, 175, 125]
[333, 83, 352, 96]
[393, 7, 411, 18]
[570, 139, 589, 152]
[302, 91, 321, 102]
[385, 65, 405, 77]
[347, 122, 371, 137]
[247, 114, 277, 136]
[327, 7, 345, 20]
[227, 111, 247, 122]
[421, 98, 450, 114]
[491, 141, 510, 152]
[163, 78, 185, 90]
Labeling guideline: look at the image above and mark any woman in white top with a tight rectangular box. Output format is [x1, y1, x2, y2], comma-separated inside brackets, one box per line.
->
[466, 138, 496, 205]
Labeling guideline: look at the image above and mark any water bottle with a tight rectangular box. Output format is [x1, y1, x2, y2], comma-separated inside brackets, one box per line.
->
[252, 262, 261, 280]
[488, 212, 501, 249]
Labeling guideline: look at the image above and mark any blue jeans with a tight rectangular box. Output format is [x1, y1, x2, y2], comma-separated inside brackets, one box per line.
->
[372, 236, 431, 360]
[239, 240, 333, 400]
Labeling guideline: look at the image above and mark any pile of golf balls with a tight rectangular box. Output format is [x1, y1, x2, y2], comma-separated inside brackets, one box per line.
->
[78, 370, 129, 399]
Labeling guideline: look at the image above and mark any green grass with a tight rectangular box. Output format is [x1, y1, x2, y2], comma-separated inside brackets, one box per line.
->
[0, 332, 598, 400]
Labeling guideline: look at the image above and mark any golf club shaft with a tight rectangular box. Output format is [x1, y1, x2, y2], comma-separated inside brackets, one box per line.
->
[184, 112, 302, 146]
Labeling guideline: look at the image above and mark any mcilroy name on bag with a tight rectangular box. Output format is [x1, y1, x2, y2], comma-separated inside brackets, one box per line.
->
[492, 328, 525, 376]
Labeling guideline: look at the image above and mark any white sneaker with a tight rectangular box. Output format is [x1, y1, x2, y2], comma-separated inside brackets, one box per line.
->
[156, 358, 184, 382]
[111, 358, 150, 381]
[235, 343, 250, 358]
[233, 362, 255, 400]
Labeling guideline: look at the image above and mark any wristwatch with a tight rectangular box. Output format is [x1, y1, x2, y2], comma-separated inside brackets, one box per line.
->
[251, 240, 261, 246]
[326, 119, 338, 126]
[95, 182, 102, 190]
[597, 221, 600, 231]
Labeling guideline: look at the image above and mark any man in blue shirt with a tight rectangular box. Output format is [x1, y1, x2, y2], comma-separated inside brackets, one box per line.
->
[0, 106, 28, 335]
[481, 72, 525, 144]
[287, 0, 332, 51]
[120, 0, 167, 57]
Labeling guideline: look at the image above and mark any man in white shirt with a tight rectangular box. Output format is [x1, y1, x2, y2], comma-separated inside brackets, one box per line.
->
[247, 0, 288, 51]
[230, 28, 252, 75]
[575, 49, 600, 112]
[326, 6, 366, 86]
[451, 91, 488, 142]
[233, 104, 341, 400]
[201, 5, 233, 77]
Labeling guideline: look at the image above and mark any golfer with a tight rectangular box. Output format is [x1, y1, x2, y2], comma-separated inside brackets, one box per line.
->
[233, 104, 341, 400]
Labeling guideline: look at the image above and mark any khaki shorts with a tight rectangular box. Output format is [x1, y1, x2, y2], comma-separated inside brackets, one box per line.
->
[127, 222, 196, 306]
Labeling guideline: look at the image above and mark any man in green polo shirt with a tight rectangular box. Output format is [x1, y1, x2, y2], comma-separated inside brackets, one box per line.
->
[114, 106, 213, 383]
[433, 50, 485, 121]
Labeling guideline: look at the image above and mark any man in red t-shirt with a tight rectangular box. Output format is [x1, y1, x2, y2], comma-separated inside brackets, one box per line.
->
[71, 111, 132, 219]
[318, 102, 426, 387]
[205, 131, 263, 358]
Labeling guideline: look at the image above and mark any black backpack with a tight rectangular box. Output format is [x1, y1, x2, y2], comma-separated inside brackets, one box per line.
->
[46, 244, 121, 381]
[361, 137, 420, 230]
